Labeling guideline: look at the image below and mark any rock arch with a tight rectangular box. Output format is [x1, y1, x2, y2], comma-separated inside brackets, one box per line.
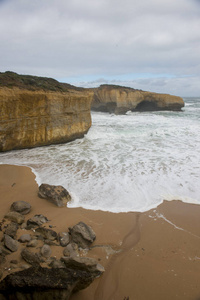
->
[135, 100, 159, 111]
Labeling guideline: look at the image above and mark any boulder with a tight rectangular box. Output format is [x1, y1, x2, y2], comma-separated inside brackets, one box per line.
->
[61, 256, 105, 277]
[10, 201, 31, 215]
[21, 248, 40, 266]
[0, 245, 11, 256]
[0, 266, 96, 300]
[38, 184, 71, 207]
[26, 214, 49, 229]
[63, 243, 79, 257]
[40, 244, 52, 258]
[59, 232, 70, 247]
[49, 259, 65, 269]
[0, 255, 6, 266]
[35, 227, 57, 241]
[4, 222, 19, 238]
[18, 234, 31, 243]
[4, 235, 19, 252]
[69, 221, 96, 249]
[4, 212, 25, 225]
[26, 239, 38, 248]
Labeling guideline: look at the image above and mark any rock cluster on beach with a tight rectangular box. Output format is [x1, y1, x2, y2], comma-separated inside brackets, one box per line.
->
[0, 197, 104, 299]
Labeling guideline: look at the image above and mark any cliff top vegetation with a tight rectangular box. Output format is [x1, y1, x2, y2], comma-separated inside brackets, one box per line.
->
[0, 71, 83, 92]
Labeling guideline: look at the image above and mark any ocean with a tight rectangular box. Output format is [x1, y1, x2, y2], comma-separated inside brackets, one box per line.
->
[0, 97, 200, 213]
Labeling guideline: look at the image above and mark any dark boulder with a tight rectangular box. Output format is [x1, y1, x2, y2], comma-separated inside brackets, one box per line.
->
[35, 227, 57, 241]
[21, 248, 40, 266]
[69, 221, 96, 249]
[59, 232, 70, 247]
[49, 259, 65, 269]
[18, 234, 31, 243]
[4, 235, 19, 252]
[10, 201, 31, 215]
[26, 239, 38, 248]
[63, 243, 79, 257]
[26, 214, 49, 229]
[4, 212, 25, 225]
[0, 266, 97, 300]
[38, 183, 71, 207]
[4, 222, 19, 238]
[40, 244, 52, 258]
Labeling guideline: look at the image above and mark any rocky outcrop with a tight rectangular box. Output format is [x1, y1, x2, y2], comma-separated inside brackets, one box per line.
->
[91, 84, 184, 114]
[0, 84, 93, 152]
[0, 266, 96, 300]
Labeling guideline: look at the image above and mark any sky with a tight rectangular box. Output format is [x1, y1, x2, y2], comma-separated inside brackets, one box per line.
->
[0, 0, 200, 97]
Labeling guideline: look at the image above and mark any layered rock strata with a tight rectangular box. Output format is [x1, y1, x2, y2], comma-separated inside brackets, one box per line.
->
[0, 87, 93, 152]
[92, 84, 184, 114]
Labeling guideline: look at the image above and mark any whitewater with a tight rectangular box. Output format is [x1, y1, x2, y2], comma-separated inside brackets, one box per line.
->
[0, 97, 200, 213]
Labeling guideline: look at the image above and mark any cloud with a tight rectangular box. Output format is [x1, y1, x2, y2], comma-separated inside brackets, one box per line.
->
[0, 0, 200, 95]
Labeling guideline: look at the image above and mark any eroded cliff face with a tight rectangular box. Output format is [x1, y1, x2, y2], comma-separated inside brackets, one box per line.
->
[0, 87, 93, 152]
[92, 85, 184, 114]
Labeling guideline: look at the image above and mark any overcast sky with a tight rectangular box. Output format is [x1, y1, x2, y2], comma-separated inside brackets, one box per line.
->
[0, 0, 200, 96]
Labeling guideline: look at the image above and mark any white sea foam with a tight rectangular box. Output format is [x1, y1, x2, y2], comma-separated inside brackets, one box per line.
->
[0, 97, 200, 212]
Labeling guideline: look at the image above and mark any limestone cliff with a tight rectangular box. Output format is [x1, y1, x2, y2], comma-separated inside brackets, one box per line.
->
[0, 87, 93, 152]
[91, 85, 184, 114]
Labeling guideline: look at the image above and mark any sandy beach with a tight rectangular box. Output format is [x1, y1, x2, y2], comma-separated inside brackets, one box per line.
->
[0, 164, 200, 300]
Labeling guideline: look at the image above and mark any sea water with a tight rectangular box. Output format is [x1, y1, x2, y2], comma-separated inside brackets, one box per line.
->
[0, 97, 200, 213]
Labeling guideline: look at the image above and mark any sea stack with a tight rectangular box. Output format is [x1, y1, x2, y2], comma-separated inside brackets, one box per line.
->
[91, 84, 184, 114]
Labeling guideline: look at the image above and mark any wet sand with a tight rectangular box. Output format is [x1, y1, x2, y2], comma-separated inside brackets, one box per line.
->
[0, 164, 200, 300]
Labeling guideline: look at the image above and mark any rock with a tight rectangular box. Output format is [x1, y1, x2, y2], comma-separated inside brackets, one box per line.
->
[0, 255, 6, 265]
[0, 269, 3, 279]
[0, 245, 11, 256]
[20, 222, 27, 229]
[61, 256, 105, 277]
[38, 183, 71, 207]
[26, 239, 38, 248]
[20, 264, 30, 270]
[21, 248, 40, 266]
[63, 243, 79, 257]
[4, 211, 25, 225]
[0, 266, 97, 299]
[10, 201, 31, 215]
[91, 84, 184, 114]
[42, 239, 59, 246]
[35, 227, 57, 241]
[4, 222, 19, 238]
[4, 234, 19, 252]
[0, 75, 93, 152]
[26, 214, 49, 229]
[18, 234, 31, 243]
[59, 232, 70, 247]
[69, 221, 96, 249]
[10, 260, 18, 265]
[49, 259, 65, 269]
[41, 244, 52, 258]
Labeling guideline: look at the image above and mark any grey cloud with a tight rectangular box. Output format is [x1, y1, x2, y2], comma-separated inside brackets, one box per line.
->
[0, 0, 200, 95]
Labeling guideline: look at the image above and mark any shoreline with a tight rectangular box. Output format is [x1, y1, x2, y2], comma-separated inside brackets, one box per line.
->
[0, 164, 200, 299]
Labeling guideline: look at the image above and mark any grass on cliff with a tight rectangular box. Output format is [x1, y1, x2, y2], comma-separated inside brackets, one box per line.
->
[0, 71, 83, 92]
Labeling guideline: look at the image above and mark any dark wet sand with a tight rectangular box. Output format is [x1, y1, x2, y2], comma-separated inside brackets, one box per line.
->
[0, 164, 200, 300]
